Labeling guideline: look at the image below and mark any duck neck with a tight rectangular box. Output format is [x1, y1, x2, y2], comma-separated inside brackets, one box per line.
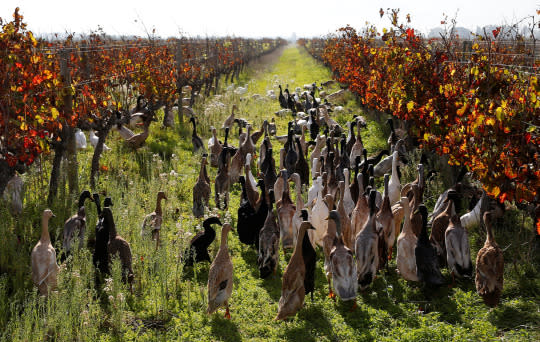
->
[220, 227, 229, 249]
[155, 196, 163, 216]
[295, 225, 307, 255]
[485, 218, 494, 244]
[295, 179, 304, 208]
[41, 215, 51, 242]
[78, 193, 88, 208]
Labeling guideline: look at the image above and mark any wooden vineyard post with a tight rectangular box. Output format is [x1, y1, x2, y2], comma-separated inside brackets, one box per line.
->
[48, 49, 77, 204]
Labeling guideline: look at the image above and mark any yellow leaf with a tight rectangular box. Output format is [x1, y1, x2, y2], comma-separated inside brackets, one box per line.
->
[486, 117, 496, 126]
[51, 107, 59, 120]
[20, 122, 27, 130]
[407, 101, 415, 112]
[495, 107, 503, 121]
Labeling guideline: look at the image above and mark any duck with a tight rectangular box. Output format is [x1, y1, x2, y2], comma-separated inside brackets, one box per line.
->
[310, 178, 329, 247]
[297, 209, 317, 301]
[207, 223, 234, 319]
[475, 211, 504, 307]
[141, 191, 167, 248]
[93, 194, 111, 276]
[309, 134, 325, 172]
[294, 137, 310, 186]
[345, 121, 356, 157]
[276, 171, 296, 250]
[337, 181, 354, 250]
[258, 190, 280, 278]
[351, 174, 369, 239]
[278, 85, 288, 109]
[193, 155, 211, 218]
[355, 190, 379, 290]
[215, 148, 231, 209]
[89, 130, 111, 151]
[103, 207, 134, 289]
[308, 109, 320, 141]
[63, 190, 94, 254]
[291, 173, 305, 244]
[189, 117, 205, 153]
[373, 139, 407, 178]
[349, 156, 362, 204]
[349, 121, 363, 168]
[31, 209, 59, 295]
[377, 174, 396, 265]
[415, 204, 444, 287]
[311, 157, 320, 181]
[460, 191, 486, 230]
[409, 184, 423, 237]
[238, 176, 257, 245]
[208, 127, 223, 168]
[445, 214, 473, 282]
[284, 132, 298, 178]
[253, 178, 269, 250]
[388, 151, 401, 206]
[261, 147, 277, 196]
[184, 217, 221, 266]
[275, 219, 314, 320]
[125, 118, 152, 149]
[244, 153, 259, 206]
[268, 118, 277, 136]
[336, 137, 349, 182]
[322, 194, 337, 298]
[250, 121, 265, 145]
[342, 169, 355, 218]
[75, 128, 87, 149]
[113, 122, 135, 140]
[396, 196, 419, 281]
[222, 104, 237, 129]
[326, 152, 339, 200]
[328, 210, 358, 302]
[274, 168, 287, 204]
[429, 190, 459, 266]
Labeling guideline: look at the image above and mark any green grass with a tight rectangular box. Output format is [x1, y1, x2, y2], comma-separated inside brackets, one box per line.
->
[0, 45, 539, 341]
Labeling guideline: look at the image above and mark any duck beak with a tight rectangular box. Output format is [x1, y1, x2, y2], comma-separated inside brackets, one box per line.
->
[52, 213, 56, 218]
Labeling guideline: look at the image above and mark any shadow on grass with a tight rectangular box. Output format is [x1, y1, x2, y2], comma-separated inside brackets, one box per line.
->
[210, 315, 242, 342]
[282, 305, 334, 341]
[336, 300, 373, 338]
[488, 300, 540, 331]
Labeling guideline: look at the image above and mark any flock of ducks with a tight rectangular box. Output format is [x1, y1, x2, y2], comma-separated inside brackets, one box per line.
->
[26, 82, 506, 323]
[31, 190, 166, 295]
[183, 82, 506, 320]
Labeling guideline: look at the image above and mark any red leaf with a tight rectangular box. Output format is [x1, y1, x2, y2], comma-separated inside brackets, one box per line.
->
[492, 27, 501, 38]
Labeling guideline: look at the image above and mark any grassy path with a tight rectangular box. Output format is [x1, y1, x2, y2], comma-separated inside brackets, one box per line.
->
[1, 46, 538, 341]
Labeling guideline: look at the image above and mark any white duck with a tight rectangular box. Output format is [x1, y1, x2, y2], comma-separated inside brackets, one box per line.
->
[388, 151, 401, 206]
[31, 209, 59, 295]
[446, 215, 473, 282]
[307, 175, 323, 209]
[75, 128, 87, 149]
[460, 192, 485, 230]
[310, 179, 329, 247]
[89, 130, 111, 151]
[396, 196, 419, 281]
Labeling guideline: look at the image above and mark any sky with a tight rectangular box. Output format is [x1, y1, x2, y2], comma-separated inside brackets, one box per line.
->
[1, 1, 538, 38]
